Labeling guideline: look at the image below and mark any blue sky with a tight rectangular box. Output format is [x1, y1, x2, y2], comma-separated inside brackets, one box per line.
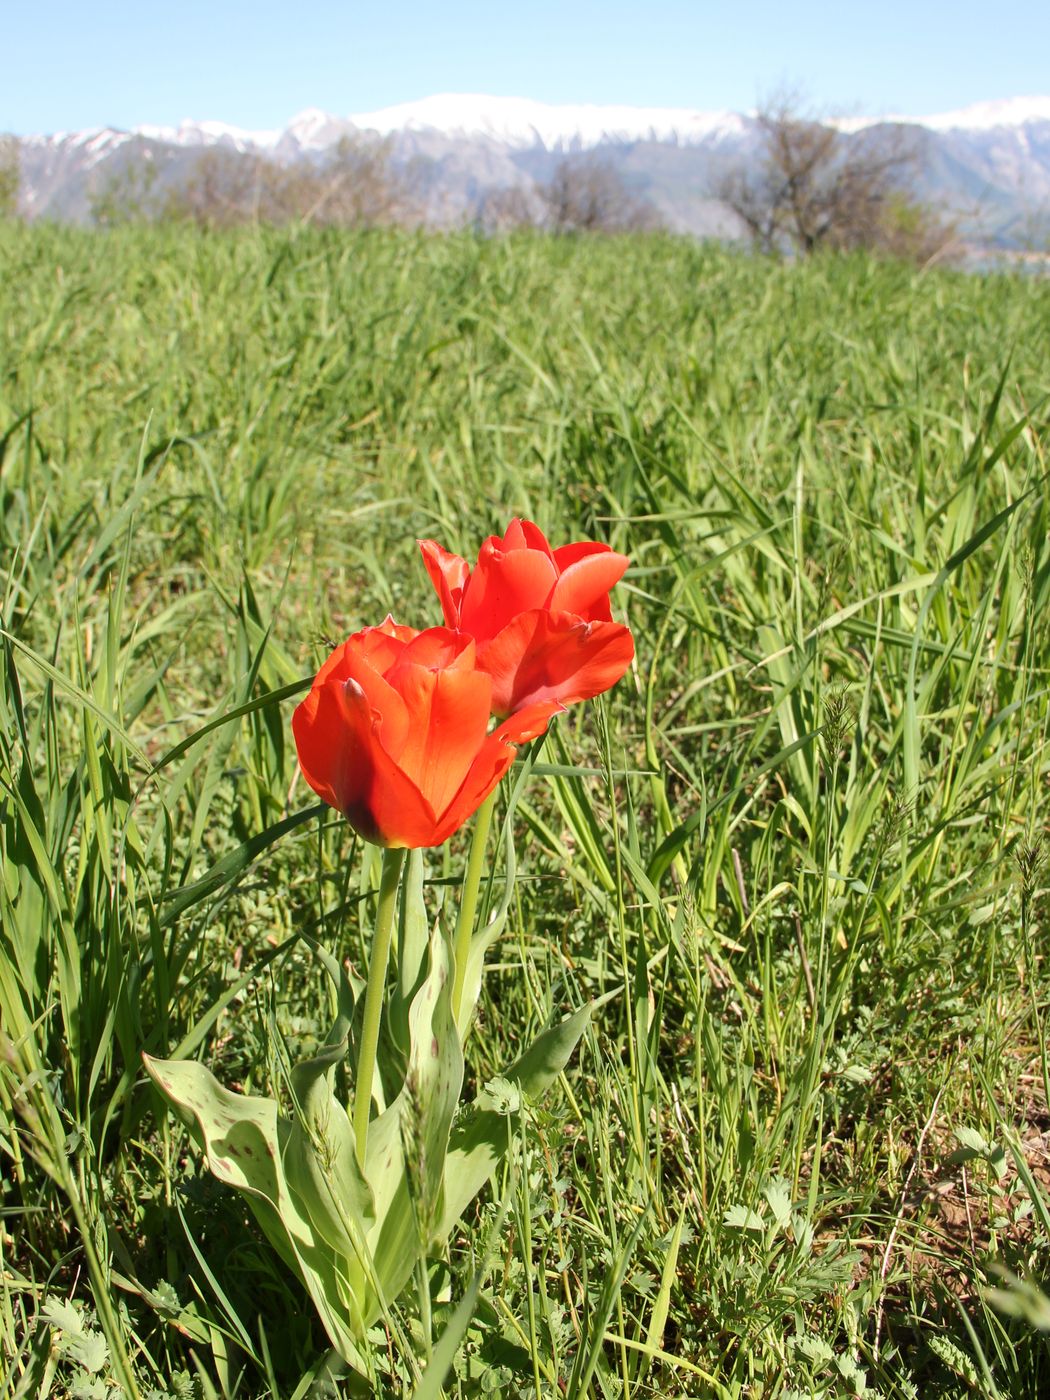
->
[5, 0, 1048, 136]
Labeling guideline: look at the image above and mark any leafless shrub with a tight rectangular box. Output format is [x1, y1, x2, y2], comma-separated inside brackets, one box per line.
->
[720, 92, 958, 263]
[476, 184, 543, 233]
[160, 137, 419, 229]
[537, 156, 663, 233]
[296, 138, 421, 228]
[476, 159, 660, 235]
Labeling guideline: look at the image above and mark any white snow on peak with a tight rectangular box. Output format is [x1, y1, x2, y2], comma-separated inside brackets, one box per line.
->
[21, 93, 1050, 160]
[25, 127, 134, 169]
[40, 126, 123, 150]
[838, 95, 1050, 135]
[346, 93, 746, 149]
[920, 96, 1050, 131]
[285, 108, 355, 149]
[132, 118, 281, 150]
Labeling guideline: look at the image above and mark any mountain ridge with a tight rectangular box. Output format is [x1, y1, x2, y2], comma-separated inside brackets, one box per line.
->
[14, 93, 1050, 249]
[24, 92, 1050, 151]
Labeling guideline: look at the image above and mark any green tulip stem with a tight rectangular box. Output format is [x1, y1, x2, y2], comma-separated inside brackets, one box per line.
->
[353, 845, 406, 1169]
[450, 789, 498, 1030]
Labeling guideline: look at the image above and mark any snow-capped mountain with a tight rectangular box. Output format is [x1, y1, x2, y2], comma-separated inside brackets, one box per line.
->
[878, 96, 1050, 133]
[13, 94, 1050, 248]
[342, 94, 749, 148]
[110, 92, 1050, 151]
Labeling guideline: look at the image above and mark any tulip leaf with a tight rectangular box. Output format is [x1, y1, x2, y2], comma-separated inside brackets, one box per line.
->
[299, 933, 363, 1053]
[283, 938, 374, 1261]
[367, 919, 464, 1310]
[143, 1055, 292, 1256]
[143, 1055, 371, 1369]
[388, 848, 431, 1061]
[508, 997, 606, 1097]
[438, 997, 599, 1240]
[286, 1048, 375, 1262]
[405, 919, 463, 1237]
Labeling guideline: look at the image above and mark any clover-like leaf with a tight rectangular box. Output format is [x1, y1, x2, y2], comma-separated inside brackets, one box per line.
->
[723, 1203, 765, 1232]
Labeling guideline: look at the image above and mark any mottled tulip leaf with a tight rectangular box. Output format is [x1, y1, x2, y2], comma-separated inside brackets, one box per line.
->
[286, 1057, 375, 1263]
[279, 941, 376, 1275]
[366, 919, 463, 1311]
[143, 1055, 291, 1252]
[405, 918, 463, 1236]
[143, 1054, 371, 1369]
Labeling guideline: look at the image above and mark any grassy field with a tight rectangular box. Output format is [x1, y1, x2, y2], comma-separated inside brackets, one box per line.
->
[1, 222, 1049, 1398]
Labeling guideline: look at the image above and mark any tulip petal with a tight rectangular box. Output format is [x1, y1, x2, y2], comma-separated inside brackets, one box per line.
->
[479, 610, 635, 715]
[516, 519, 555, 559]
[390, 660, 494, 817]
[551, 540, 610, 571]
[291, 680, 348, 815]
[337, 643, 411, 762]
[396, 627, 475, 673]
[491, 699, 564, 745]
[429, 739, 515, 847]
[312, 638, 352, 689]
[295, 676, 446, 848]
[375, 615, 419, 644]
[292, 678, 383, 839]
[500, 519, 529, 551]
[313, 622, 419, 760]
[459, 543, 559, 642]
[347, 617, 419, 678]
[430, 700, 561, 846]
[419, 540, 470, 628]
[549, 550, 629, 620]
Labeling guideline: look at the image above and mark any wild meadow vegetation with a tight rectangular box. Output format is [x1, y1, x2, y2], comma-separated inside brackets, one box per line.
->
[1, 222, 1049, 1398]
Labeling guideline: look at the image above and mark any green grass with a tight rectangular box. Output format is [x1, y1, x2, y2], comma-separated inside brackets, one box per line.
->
[1, 220, 1049, 1398]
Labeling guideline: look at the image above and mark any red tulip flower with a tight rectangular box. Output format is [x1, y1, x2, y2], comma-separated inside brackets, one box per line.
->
[293, 619, 559, 848]
[419, 519, 634, 716]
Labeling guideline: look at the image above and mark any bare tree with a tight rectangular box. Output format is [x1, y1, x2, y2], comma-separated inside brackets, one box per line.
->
[720, 93, 957, 262]
[537, 157, 663, 233]
[155, 149, 258, 228]
[161, 138, 418, 229]
[0, 136, 20, 219]
[301, 137, 420, 227]
[477, 184, 543, 234]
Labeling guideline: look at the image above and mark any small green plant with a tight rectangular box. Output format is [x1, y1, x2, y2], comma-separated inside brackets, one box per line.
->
[39, 1298, 112, 1399]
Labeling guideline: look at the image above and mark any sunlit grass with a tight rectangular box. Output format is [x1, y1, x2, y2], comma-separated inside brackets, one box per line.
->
[1, 221, 1049, 1397]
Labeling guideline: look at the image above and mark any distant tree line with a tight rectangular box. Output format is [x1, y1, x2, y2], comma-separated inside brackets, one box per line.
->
[89, 140, 665, 237]
[6, 97, 961, 264]
[91, 137, 422, 230]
